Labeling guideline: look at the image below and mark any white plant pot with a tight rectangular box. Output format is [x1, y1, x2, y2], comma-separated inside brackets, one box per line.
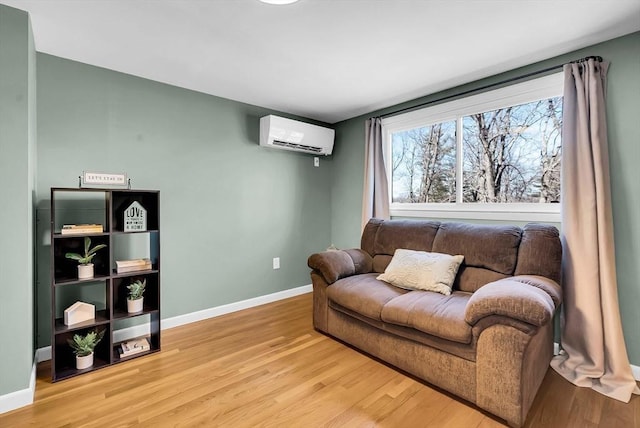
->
[76, 352, 94, 370]
[78, 263, 94, 279]
[127, 297, 144, 313]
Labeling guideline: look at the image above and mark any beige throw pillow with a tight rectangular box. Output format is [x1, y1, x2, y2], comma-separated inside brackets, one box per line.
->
[377, 249, 464, 295]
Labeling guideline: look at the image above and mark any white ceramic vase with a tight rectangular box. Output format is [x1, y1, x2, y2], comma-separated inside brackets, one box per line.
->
[77, 263, 94, 280]
[76, 352, 94, 370]
[127, 297, 144, 313]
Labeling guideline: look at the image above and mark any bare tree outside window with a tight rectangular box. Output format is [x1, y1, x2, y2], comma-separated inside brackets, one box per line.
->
[463, 97, 562, 203]
[391, 96, 562, 205]
[392, 121, 456, 203]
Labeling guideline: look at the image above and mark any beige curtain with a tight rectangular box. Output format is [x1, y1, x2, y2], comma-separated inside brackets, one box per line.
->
[550, 58, 639, 402]
[361, 117, 390, 229]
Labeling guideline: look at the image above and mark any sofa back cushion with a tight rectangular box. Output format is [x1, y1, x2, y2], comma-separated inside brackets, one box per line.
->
[432, 223, 522, 292]
[364, 219, 441, 274]
[515, 223, 562, 284]
[361, 219, 561, 293]
[373, 219, 441, 255]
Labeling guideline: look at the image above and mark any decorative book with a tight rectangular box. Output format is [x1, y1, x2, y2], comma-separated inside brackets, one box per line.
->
[116, 258, 152, 273]
[61, 224, 104, 235]
[119, 337, 150, 357]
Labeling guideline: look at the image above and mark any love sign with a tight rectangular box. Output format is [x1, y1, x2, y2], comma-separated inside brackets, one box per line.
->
[124, 201, 147, 232]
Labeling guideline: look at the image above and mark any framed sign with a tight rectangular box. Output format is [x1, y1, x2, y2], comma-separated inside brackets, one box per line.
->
[124, 201, 147, 232]
[82, 171, 128, 187]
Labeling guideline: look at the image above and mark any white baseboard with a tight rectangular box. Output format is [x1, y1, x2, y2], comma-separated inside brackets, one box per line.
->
[0, 355, 37, 414]
[632, 364, 640, 382]
[35, 346, 51, 363]
[161, 284, 312, 330]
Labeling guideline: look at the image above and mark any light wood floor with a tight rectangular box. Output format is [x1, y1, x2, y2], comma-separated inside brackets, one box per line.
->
[1, 293, 638, 427]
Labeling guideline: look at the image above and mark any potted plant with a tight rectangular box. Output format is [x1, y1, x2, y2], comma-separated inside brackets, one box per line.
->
[65, 236, 107, 279]
[67, 329, 105, 370]
[126, 279, 146, 313]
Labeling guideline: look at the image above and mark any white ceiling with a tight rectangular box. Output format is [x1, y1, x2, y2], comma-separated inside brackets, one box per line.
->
[2, 0, 640, 123]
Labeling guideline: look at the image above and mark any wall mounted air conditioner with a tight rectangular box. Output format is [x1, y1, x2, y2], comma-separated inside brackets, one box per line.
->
[260, 115, 334, 156]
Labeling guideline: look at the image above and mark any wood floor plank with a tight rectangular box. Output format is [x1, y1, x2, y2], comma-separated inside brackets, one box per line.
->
[375, 385, 448, 427]
[1, 293, 638, 427]
[598, 392, 637, 428]
[566, 384, 604, 427]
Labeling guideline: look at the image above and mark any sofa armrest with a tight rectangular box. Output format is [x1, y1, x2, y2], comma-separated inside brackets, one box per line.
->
[465, 275, 562, 327]
[308, 249, 373, 285]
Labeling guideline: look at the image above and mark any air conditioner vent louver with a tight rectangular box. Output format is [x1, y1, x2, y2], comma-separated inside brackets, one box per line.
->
[272, 140, 323, 153]
[259, 115, 334, 156]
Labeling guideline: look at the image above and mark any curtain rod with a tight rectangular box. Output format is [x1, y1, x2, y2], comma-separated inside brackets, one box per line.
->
[378, 55, 603, 120]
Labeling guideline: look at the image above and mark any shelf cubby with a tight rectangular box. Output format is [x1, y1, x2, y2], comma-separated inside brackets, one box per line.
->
[53, 324, 112, 381]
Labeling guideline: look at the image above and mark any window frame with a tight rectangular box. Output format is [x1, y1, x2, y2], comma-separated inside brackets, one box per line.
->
[382, 73, 564, 222]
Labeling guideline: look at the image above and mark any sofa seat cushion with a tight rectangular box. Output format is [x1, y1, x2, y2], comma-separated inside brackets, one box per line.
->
[381, 290, 473, 344]
[327, 273, 409, 321]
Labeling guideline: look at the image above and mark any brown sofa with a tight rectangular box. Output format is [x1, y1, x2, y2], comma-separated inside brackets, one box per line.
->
[308, 219, 562, 427]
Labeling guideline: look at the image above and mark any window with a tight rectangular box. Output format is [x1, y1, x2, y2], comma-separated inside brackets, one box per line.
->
[383, 73, 563, 221]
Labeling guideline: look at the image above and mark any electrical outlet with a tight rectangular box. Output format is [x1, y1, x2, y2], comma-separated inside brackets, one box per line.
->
[314, 157, 320, 167]
[273, 257, 280, 270]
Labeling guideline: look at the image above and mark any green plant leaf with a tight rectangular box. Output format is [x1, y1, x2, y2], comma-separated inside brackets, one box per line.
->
[84, 236, 91, 256]
[67, 328, 105, 357]
[65, 252, 83, 261]
[87, 243, 107, 257]
[65, 237, 106, 266]
[126, 279, 146, 300]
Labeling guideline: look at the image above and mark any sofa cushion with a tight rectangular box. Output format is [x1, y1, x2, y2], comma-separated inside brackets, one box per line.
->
[327, 273, 408, 321]
[372, 220, 440, 260]
[432, 223, 522, 292]
[376, 249, 464, 295]
[328, 303, 478, 362]
[381, 290, 473, 344]
[361, 218, 383, 257]
[515, 224, 562, 285]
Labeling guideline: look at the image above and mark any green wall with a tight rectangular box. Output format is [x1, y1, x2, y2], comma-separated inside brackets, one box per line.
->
[331, 32, 640, 366]
[0, 5, 36, 396]
[35, 54, 333, 348]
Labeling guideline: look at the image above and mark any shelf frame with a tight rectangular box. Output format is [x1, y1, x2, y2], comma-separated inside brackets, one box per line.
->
[50, 187, 161, 382]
